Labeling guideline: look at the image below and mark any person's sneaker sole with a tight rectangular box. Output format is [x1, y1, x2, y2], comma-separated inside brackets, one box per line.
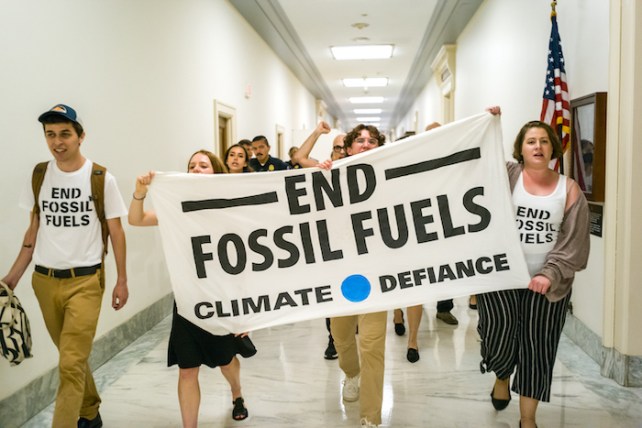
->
[342, 376, 360, 402]
[343, 393, 359, 402]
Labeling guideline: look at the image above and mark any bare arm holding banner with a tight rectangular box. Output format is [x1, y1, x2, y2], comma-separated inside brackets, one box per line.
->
[128, 171, 159, 227]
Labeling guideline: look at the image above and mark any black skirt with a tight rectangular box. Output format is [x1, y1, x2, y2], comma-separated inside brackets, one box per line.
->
[167, 304, 239, 369]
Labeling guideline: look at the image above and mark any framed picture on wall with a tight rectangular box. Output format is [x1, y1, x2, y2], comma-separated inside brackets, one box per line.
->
[570, 92, 607, 202]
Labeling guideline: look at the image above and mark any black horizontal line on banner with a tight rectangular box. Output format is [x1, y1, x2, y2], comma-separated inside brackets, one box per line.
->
[384, 147, 481, 180]
[182, 191, 279, 212]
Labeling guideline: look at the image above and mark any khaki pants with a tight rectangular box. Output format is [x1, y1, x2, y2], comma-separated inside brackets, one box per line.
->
[331, 311, 387, 425]
[33, 270, 104, 428]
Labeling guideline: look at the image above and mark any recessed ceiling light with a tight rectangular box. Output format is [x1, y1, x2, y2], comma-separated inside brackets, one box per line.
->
[356, 117, 381, 122]
[349, 96, 384, 104]
[331, 45, 394, 60]
[354, 108, 382, 114]
[342, 78, 389, 88]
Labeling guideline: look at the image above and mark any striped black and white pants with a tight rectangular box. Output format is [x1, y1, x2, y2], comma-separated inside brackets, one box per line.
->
[477, 288, 570, 402]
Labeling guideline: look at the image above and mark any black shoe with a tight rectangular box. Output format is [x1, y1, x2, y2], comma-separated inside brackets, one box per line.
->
[232, 397, 248, 421]
[436, 311, 459, 325]
[394, 310, 406, 336]
[490, 384, 511, 411]
[78, 412, 103, 428]
[324, 340, 338, 360]
[469, 295, 478, 310]
[406, 347, 420, 363]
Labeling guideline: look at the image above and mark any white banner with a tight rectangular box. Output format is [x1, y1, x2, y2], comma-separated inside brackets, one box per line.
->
[150, 113, 530, 334]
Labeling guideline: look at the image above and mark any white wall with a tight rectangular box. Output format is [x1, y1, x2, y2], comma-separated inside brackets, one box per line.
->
[0, 0, 316, 400]
[397, 0, 609, 336]
[396, 78, 442, 138]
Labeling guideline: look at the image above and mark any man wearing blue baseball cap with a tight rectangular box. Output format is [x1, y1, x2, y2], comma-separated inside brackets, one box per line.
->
[2, 103, 129, 428]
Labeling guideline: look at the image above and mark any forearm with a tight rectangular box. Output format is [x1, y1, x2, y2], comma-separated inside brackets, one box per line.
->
[292, 122, 330, 167]
[107, 218, 129, 309]
[107, 219, 128, 283]
[293, 126, 326, 165]
[128, 172, 159, 226]
[3, 247, 34, 290]
[128, 197, 158, 226]
[2, 214, 39, 290]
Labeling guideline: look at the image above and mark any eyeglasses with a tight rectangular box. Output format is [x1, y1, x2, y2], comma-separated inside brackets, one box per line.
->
[333, 145, 345, 152]
[354, 138, 378, 145]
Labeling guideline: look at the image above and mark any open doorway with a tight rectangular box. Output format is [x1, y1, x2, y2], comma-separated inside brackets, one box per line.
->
[275, 124, 285, 159]
[431, 45, 456, 124]
[213, 100, 237, 156]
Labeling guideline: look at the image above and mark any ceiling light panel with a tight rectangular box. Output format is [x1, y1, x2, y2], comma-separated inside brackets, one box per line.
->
[356, 117, 381, 122]
[331, 44, 394, 60]
[349, 96, 384, 104]
[354, 109, 382, 114]
[342, 77, 389, 88]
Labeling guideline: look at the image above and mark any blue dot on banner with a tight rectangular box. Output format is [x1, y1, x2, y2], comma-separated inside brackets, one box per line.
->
[341, 274, 371, 302]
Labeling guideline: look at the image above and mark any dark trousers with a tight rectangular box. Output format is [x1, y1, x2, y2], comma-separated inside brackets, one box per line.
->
[436, 299, 454, 312]
[325, 317, 333, 341]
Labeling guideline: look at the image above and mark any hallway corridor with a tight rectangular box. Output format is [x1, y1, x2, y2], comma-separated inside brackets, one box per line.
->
[21, 297, 642, 428]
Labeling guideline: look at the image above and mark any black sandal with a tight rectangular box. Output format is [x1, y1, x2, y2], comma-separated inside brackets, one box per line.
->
[232, 397, 248, 421]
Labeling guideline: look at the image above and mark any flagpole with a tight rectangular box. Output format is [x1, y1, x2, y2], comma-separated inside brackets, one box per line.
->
[552, 1, 563, 173]
[540, 0, 570, 174]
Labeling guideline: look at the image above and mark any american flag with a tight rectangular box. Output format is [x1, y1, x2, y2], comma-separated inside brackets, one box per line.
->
[540, 9, 570, 172]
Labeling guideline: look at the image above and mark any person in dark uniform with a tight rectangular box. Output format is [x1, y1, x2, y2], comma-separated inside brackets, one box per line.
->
[285, 146, 302, 169]
[248, 135, 288, 172]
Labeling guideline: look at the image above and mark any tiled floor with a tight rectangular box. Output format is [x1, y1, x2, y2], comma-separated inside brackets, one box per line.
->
[22, 297, 642, 427]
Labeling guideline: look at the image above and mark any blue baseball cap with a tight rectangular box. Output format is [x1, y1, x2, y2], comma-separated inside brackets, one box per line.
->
[38, 104, 83, 125]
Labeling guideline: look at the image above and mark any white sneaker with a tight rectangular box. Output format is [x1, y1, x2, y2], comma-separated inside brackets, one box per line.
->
[342, 375, 360, 402]
[360, 417, 378, 427]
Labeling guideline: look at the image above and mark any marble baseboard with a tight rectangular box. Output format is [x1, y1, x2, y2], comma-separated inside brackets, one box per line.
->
[601, 347, 642, 387]
[563, 313, 604, 364]
[629, 355, 642, 387]
[564, 313, 642, 387]
[0, 294, 173, 428]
